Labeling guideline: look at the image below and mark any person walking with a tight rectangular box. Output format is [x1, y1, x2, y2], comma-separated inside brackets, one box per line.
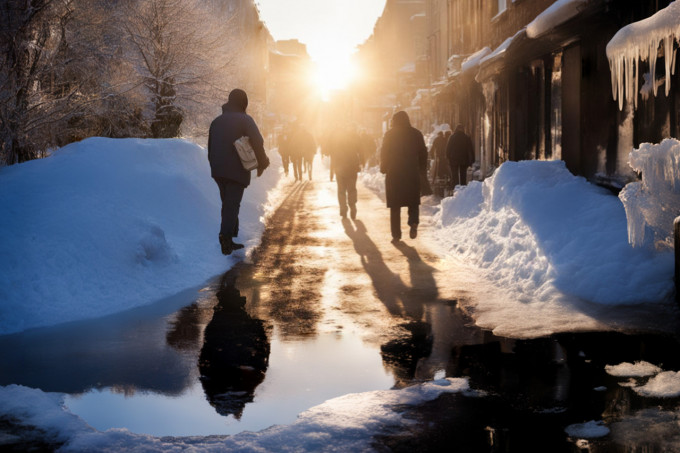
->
[430, 129, 451, 196]
[330, 124, 363, 219]
[380, 111, 427, 242]
[277, 126, 291, 177]
[288, 122, 315, 181]
[208, 89, 270, 255]
[446, 124, 474, 188]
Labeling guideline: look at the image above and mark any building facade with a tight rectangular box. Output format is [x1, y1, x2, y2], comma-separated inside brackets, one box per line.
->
[418, 0, 679, 189]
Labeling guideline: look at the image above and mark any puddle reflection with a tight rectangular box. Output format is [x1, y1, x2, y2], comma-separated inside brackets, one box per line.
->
[198, 273, 270, 419]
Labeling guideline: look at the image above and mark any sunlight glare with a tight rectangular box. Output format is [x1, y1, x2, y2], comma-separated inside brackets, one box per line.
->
[313, 56, 359, 100]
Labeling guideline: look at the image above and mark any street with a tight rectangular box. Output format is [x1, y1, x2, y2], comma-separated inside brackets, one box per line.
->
[3, 166, 680, 451]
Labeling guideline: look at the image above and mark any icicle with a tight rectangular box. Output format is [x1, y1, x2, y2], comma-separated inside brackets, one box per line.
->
[606, 1, 680, 110]
[620, 138, 680, 249]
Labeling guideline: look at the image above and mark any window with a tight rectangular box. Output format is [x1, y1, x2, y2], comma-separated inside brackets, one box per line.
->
[497, 0, 507, 14]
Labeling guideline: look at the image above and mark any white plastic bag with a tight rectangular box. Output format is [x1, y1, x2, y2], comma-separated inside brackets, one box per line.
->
[234, 136, 258, 171]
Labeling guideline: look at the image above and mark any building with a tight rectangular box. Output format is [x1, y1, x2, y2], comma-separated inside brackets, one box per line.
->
[422, 0, 679, 190]
[353, 0, 427, 135]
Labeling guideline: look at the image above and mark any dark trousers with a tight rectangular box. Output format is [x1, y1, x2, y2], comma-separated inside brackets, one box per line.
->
[214, 177, 245, 238]
[390, 205, 418, 240]
[336, 173, 357, 215]
[449, 163, 468, 187]
[292, 156, 303, 181]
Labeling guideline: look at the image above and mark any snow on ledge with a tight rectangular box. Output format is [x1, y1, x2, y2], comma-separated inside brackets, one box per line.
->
[479, 29, 525, 68]
[461, 47, 492, 74]
[607, 1, 680, 110]
[526, 0, 588, 39]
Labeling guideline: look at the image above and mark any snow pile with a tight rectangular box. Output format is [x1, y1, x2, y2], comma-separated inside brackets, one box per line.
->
[607, 1, 680, 110]
[619, 138, 680, 250]
[359, 165, 386, 200]
[0, 137, 282, 335]
[606, 361, 680, 398]
[635, 371, 680, 397]
[431, 160, 673, 306]
[526, 0, 588, 39]
[0, 379, 471, 452]
[605, 361, 662, 377]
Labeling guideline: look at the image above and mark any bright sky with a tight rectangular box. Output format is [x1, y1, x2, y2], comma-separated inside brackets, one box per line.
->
[256, 0, 386, 94]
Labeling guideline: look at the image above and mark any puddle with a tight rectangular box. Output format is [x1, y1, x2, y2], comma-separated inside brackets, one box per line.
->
[0, 265, 395, 437]
[63, 326, 392, 437]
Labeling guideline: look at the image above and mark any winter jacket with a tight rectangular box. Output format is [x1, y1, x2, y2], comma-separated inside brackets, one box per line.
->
[380, 111, 427, 208]
[208, 103, 268, 187]
[446, 129, 474, 167]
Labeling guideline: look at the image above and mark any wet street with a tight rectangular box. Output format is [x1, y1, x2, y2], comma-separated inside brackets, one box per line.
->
[3, 168, 680, 451]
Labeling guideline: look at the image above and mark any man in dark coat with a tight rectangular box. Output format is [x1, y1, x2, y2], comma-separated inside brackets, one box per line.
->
[208, 89, 270, 255]
[446, 124, 474, 188]
[380, 111, 427, 242]
[330, 124, 363, 219]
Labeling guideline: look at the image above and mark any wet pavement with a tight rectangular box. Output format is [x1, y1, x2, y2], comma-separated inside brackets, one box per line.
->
[2, 166, 680, 451]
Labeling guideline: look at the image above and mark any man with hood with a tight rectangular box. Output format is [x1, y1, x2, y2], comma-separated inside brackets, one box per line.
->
[208, 89, 270, 255]
[380, 111, 427, 242]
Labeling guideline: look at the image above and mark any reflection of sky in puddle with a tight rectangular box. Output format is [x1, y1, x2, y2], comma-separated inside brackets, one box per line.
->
[65, 326, 393, 437]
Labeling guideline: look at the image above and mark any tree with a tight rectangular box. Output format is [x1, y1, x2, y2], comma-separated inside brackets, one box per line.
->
[0, 0, 147, 165]
[123, 0, 240, 138]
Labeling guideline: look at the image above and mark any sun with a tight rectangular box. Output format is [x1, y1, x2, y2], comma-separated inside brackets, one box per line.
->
[312, 56, 359, 101]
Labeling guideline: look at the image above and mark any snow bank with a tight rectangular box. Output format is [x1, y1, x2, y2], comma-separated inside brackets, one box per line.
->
[606, 361, 680, 398]
[430, 160, 673, 306]
[0, 378, 471, 452]
[619, 138, 680, 250]
[526, 0, 588, 39]
[0, 137, 282, 335]
[607, 1, 680, 110]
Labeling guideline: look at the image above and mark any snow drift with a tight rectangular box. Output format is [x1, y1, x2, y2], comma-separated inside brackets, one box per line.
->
[0, 137, 282, 335]
[430, 159, 674, 306]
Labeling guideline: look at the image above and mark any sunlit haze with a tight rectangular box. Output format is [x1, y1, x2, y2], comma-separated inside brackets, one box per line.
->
[256, 0, 386, 97]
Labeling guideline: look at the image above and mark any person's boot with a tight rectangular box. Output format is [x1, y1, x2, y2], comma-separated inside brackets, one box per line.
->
[230, 238, 244, 250]
[219, 233, 232, 255]
[350, 205, 357, 220]
[409, 223, 418, 239]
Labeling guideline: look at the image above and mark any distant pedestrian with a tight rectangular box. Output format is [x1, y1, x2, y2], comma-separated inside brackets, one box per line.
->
[380, 111, 427, 242]
[208, 89, 270, 255]
[329, 124, 363, 219]
[278, 127, 291, 177]
[446, 124, 474, 188]
[430, 130, 451, 196]
[289, 123, 315, 181]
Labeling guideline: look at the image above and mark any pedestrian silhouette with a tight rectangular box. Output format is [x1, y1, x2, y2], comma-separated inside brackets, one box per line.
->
[208, 89, 270, 255]
[380, 111, 428, 242]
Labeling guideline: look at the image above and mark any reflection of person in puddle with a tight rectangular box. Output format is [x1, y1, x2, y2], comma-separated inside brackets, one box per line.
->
[198, 278, 270, 419]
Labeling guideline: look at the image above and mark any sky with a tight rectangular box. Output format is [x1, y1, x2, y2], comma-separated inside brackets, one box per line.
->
[256, 0, 387, 92]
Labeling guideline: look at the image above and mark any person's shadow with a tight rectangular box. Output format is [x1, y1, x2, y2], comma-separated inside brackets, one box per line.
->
[342, 218, 437, 384]
[392, 240, 439, 303]
[198, 271, 270, 419]
[342, 218, 422, 319]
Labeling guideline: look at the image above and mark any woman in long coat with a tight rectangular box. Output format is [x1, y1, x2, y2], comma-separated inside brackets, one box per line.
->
[380, 111, 428, 242]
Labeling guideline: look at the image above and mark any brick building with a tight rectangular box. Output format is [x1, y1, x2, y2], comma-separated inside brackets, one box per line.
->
[419, 0, 679, 189]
